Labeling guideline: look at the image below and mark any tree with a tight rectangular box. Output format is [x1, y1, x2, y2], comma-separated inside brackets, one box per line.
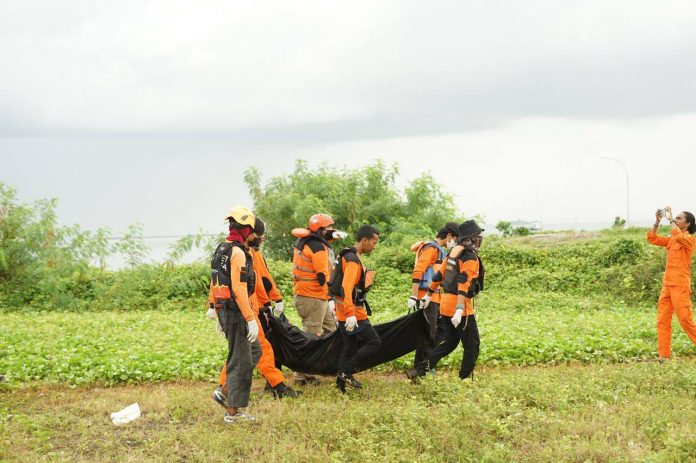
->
[513, 226, 531, 237]
[244, 160, 466, 260]
[613, 216, 626, 228]
[496, 221, 512, 237]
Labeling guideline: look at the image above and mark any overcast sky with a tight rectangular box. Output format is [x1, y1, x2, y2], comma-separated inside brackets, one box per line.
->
[2, 0, 696, 244]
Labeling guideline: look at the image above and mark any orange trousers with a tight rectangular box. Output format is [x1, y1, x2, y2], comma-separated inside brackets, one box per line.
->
[218, 312, 285, 388]
[657, 285, 696, 358]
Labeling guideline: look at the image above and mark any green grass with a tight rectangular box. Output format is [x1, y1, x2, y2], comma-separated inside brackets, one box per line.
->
[2, 291, 695, 386]
[2, 361, 696, 462]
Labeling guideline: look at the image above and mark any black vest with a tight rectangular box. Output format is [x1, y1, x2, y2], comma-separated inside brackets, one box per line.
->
[441, 247, 484, 298]
[210, 241, 255, 300]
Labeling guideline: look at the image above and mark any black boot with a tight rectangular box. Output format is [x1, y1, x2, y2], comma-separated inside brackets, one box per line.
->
[336, 373, 347, 393]
[336, 372, 362, 392]
[271, 382, 303, 399]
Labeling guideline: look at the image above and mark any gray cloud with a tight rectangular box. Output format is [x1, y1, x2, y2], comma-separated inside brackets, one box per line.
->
[1, 0, 695, 140]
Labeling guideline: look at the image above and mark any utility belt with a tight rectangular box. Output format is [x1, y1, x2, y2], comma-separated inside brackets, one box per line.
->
[214, 298, 240, 314]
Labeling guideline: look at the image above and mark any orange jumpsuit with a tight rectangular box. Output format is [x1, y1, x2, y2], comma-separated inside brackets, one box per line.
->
[213, 248, 285, 388]
[647, 227, 696, 358]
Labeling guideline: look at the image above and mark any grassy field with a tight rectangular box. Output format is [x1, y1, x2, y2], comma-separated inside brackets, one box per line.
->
[2, 361, 696, 462]
[3, 292, 696, 386]
[4, 228, 696, 461]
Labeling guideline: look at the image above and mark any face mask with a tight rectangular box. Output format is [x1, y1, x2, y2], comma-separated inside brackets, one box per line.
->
[446, 239, 456, 250]
[248, 237, 262, 249]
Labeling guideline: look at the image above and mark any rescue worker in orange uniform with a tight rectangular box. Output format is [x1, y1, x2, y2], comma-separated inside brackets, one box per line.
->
[291, 213, 339, 385]
[406, 223, 460, 380]
[647, 207, 696, 360]
[419, 220, 484, 380]
[212, 218, 301, 403]
[208, 205, 261, 423]
[333, 225, 382, 392]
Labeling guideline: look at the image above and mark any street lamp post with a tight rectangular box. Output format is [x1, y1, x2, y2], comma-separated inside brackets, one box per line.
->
[601, 157, 629, 227]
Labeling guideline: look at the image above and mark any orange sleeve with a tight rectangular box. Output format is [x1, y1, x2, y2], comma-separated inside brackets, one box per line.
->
[428, 246, 462, 293]
[251, 250, 271, 306]
[263, 254, 283, 301]
[230, 247, 255, 321]
[671, 227, 695, 250]
[457, 259, 479, 296]
[412, 246, 437, 283]
[647, 230, 669, 247]
[341, 260, 362, 318]
[310, 246, 330, 287]
[253, 250, 283, 305]
[427, 272, 442, 293]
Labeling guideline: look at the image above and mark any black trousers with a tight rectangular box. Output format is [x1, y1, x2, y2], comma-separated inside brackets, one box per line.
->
[413, 302, 440, 373]
[427, 314, 479, 379]
[218, 305, 262, 408]
[337, 320, 381, 376]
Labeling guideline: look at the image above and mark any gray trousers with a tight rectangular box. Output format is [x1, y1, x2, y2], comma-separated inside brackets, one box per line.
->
[218, 305, 262, 408]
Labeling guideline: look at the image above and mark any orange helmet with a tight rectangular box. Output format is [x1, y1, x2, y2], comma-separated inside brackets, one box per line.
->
[308, 214, 334, 232]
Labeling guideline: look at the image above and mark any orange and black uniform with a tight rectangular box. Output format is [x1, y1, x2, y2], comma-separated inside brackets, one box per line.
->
[425, 245, 482, 379]
[647, 226, 696, 357]
[292, 233, 337, 336]
[292, 235, 331, 300]
[254, 248, 283, 308]
[209, 240, 261, 408]
[334, 247, 381, 376]
[215, 247, 285, 389]
[411, 241, 446, 372]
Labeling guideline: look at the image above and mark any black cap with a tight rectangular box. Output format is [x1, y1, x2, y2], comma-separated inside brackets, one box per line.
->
[444, 222, 460, 236]
[253, 218, 265, 236]
[458, 220, 484, 238]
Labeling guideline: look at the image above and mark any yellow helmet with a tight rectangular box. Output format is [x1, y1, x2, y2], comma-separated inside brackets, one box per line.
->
[225, 205, 255, 227]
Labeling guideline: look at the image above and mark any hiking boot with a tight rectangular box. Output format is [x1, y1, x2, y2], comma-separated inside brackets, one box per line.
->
[223, 411, 256, 424]
[336, 372, 362, 393]
[264, 381, 272, 392]
[212, 385, 228, 409]
[336, 373, 347, 393]
[271, 382, 303, 399]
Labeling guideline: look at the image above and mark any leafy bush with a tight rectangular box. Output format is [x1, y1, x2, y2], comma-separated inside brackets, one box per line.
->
[244, 160, 465, 260]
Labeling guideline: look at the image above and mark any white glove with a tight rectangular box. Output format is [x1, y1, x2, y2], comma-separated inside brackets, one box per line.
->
[345, 315, 358, 332]
[332, 231, 348, 240]
[407, 296, 418, 310]
[328, 299, 336, 316]
[451, 308, 464, 328]
[247, 320, 259, 342]
[274, 301, 284, 316]
[206, 307, 217, 320]
[419, 294, 432, 309]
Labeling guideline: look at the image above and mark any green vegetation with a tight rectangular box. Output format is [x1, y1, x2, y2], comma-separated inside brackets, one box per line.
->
[2, 165, 695, 462]
[3, 362, 696, 462]
[3, 296, 695, 387]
